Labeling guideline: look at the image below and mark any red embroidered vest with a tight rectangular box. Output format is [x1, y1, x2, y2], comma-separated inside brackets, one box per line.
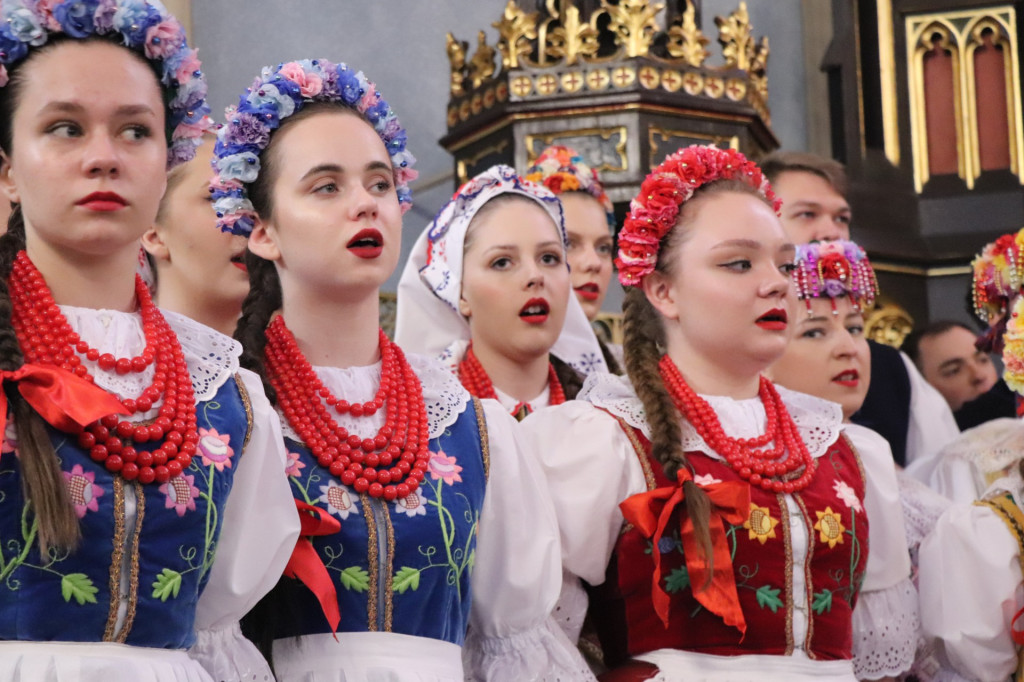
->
[590, 421, 869, 666]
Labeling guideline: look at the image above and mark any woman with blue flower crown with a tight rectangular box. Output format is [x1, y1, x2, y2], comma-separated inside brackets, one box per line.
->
[0, 1, 298, 680]
[214, 58, 593, 681]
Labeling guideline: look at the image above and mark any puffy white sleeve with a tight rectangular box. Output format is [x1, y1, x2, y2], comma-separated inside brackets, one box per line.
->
[462, 399, 595, 681]
[187, 369, 300, 681]
[521, 401, 649, 587]
[919, 501, 1023, 682]
[843, 424, 918, 680]
[902, 352, 961, 467]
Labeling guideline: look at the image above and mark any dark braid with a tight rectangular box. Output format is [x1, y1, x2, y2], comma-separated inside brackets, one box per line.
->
[233, 249, 281, 405]
[622, 286, 713, 585]
[598, 337, 622, 375]
[0, 208, 80, 554]
[550, 354, 584, 400]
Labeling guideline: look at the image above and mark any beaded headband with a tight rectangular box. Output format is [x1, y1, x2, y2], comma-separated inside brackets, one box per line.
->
[971, 230, 1024, 324]
[0, 0, 211, 169]
[523, 144, 615, 229]
[1002, 296, 1024, 395]
[210, 59, 416, 236]
[791, 240, 878, 315]
[615, 144, 780, 287]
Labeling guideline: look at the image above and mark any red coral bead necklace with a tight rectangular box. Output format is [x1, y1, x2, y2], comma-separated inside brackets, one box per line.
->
[659, 354, 815, 493]
[458, 342, 565, 415]
[264, 316, 430, 501]
[9, 251, 198, 484]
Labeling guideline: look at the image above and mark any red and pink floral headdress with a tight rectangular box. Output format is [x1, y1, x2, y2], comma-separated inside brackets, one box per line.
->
[791, 240, 879, 315]
[615, 145, 780, 287]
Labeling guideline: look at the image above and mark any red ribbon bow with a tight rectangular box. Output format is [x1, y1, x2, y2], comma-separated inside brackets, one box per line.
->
[619, 468, 750, 636]
[284, 499, 342, 634]
[0, 364, 129, 438]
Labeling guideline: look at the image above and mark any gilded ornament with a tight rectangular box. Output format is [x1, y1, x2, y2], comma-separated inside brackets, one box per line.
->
[546, 1, 601, 66]
[638, 65, 661, 89]
[660, 69, 682, 92]
[682, 71, 704, 95]
[602, 0, 665, 58]
[716, 1, 756, 71]
[483, 87, 496, 108]
[493, 0, 538, 69]
[611, 65, 637, 88]
[666, 0, 709, 66]
[561, 70, 585, 93]
[704, 75, 724, 98]
[445, 32, 469, 97]
[446, 106, 459, 128]
[458, 99, 471, 121]
[586, 69, 611, 90]
[496, 81, 509, 101]
[725, 78, 747, 101]
[536, 73, 560, 96]
[470, 93, 483, 115]
[468, 31, 497, 89]
[511, 75, 534, 97]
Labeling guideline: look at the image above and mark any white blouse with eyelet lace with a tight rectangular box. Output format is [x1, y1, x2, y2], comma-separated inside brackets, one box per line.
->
[0, 306, 298, 682]
[522, 372, 917, 681]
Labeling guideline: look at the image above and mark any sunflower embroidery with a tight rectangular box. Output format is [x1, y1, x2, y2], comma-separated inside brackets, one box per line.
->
[814, 507, 846, 548]
[743, 503, 779, 544]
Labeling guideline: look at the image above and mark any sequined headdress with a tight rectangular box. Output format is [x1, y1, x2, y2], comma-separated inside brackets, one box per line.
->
[791, 240, 879, 315]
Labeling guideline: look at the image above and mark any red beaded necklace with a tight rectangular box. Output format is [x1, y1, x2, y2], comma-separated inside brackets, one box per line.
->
[264, 316, 430, 501]
[658, 355, 815, 494]
[8, 251, 198, 484]
[458, 343, 566, 415]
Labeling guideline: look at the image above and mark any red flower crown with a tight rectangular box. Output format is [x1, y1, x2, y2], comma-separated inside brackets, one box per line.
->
[615, 145, 780, 287]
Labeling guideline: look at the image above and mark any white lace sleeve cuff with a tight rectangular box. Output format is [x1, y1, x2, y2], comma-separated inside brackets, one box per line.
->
[188, 622, 273, 682]
[851, 577, 919, 680]
[463, 617, 596, 682]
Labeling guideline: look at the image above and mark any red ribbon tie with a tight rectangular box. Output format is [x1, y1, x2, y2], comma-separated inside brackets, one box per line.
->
[0, 363, 129, 437]
[284, 498, 343, 634]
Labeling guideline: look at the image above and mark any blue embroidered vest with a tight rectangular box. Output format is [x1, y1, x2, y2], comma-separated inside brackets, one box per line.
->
[0, 375, 252, 648]
[271, 398, 489, 645]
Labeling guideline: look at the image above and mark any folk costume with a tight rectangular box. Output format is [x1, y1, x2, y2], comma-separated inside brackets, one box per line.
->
[522, 147, 914, 681]
[0, 3, 297, 680]
[395, 164, 608, 418]
[213, 60, 592, 681]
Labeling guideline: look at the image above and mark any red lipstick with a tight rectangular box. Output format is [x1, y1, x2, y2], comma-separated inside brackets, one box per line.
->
[832, 369, 860, 388]
[574, 283, 601, 302]
[519, 298, 550, 324]
[755, 307, 788, 331]
[77, 191, 127, 212]
[347, 229, 384, 259]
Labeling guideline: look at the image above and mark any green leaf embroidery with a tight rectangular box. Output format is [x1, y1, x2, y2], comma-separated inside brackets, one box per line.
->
[392, 566, 421, 594]
[755, 585, 783, 613]
[812, 589, 833, 614]
[151, 568, 182, 602]
[466, 548, 476, 572]
[664, 566, 690, 594]
[340, 566, 369, 593]
[61, 573, 98, 605]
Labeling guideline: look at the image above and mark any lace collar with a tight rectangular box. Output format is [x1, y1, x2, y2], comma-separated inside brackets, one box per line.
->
[58, 305, 240, 403]
[579, 371, 842, 459]
[277, 352, 471, 442]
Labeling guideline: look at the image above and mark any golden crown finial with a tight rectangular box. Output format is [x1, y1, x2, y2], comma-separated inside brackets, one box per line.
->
[445, 32, 469, 97]
[716, 1, 755, 70]
[493, 0, 539, 69]
[666, 0, 709, 66]
[603, 0, 665, 58]
[468, 31, 497, 89]
[545, 0, 601, 66]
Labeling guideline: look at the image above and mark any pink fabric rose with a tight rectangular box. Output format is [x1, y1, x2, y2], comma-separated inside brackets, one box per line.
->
[279, 62, 323, 98]
[145, 19, 185, 60]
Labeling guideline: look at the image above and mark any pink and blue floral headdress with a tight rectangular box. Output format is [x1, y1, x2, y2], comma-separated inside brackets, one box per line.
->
[210, 59, 417, 236]
[0, 0, 211, 169]
[524, 144, 615, 229]
[791, 240, 879, 315]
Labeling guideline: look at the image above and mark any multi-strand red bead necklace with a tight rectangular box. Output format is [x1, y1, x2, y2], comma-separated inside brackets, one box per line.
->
[458, 343, 565, 416]
[658, 355, 815, 494]
[9, 251, 198, 484]
[264, 316, 430, 501]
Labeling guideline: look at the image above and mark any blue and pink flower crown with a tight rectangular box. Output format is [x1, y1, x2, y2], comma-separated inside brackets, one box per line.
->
[791, 240, 878, 314]
[210, 59, 417, 236]
[0, 0, 211, 169]
[524, 144, 615, 229]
